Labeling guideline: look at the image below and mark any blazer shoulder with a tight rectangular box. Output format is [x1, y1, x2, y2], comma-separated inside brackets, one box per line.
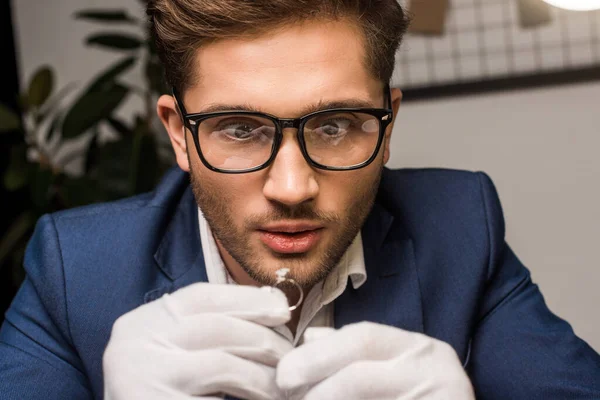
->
[380, 167, 501, 212]
[378, 167, 506, 253]
[382, 166, 492, 191]
[31, 166, 193, 292]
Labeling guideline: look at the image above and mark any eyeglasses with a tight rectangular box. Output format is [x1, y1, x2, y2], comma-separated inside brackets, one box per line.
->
[173, 85, 393, 174]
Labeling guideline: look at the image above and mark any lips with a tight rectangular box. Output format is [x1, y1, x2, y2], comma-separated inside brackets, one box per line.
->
[258, 222, 323, 254]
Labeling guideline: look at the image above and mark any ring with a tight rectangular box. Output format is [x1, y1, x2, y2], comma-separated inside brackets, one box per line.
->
[273, 268, 304, 311]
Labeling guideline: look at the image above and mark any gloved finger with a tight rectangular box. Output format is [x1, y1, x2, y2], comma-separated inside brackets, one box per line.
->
[303, 327, 335, 343]
[166, 313, 293, 366]
[277, 326, 336, 399]
[172, 349, 283, 400]
[301, 359, 397, 400]
[302, 357, 474, 400]
[277, 322, 437, 389]
[163, 283, 290, 325]
[104, 379, 224, 400]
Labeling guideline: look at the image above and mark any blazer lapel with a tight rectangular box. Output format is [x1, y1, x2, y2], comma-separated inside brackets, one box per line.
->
[334, 201, 424, 333]
[145, 186, 209, 303]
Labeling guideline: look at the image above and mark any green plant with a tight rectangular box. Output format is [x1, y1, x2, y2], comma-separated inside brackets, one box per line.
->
[0, 2, 174, 287]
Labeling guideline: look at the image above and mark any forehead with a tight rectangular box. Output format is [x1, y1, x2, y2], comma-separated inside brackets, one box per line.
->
[184, 20, 382, 115]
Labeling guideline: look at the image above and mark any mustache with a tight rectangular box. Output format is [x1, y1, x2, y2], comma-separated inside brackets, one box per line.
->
[245, 203, 339, 227]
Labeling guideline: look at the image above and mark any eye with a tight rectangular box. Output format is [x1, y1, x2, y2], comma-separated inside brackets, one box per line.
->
[213, 119, 275, 142]
[316, 118, 352, 137]
[217, 122, 256, 138]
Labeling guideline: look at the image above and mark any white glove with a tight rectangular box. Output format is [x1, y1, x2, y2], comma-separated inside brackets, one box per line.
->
[103, 283, 293, 400]
[277, 322, 475, 400]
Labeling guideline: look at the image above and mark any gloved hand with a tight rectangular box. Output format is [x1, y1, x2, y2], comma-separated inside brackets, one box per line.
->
[103, 283, 293, 400]
[277, 322, 475, 400]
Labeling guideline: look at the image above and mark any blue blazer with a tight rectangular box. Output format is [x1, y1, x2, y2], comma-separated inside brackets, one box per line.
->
[1, 167, 599, 399]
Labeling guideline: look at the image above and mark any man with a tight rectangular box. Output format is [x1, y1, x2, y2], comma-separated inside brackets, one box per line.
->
[1, 0, 599, 399]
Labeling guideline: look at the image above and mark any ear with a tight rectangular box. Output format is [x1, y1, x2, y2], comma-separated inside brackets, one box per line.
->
[157, 94, 190, 172]
[383, 87, 402, 165]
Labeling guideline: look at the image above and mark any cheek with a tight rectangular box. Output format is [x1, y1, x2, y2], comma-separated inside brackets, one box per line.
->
[195, 166, 265, 222]
[318, 169, 378, 214]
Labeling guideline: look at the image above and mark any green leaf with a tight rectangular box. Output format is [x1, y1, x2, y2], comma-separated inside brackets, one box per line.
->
[147, 35, 158, 56]
[37, 82, 77, 122]
[18, 92, 29, 112]
[125, 116, 164, 194]
[84, 131, 100, 174]
[106, 116, 132, 136]
[0, 103, 21, 133]
[10, 245, 27, 287]
[60, 176, 106, 207]
[86, 33, 143, 50]
[134, 133, 161, 193]
[44, 114, 62, 142]
[74, 9, 137, 23]
[3, 144, 30, 191]
[88, 56, 137, 93]
[90, 141, 134, 199]
[27, 66, 54, 107]
[0, 211, 35, 267]
[85, 117, 168, 200]
[55, 58, 134, 136]
[61, 83, 129, 139]
[29, 167, 55, 210]
[145, 58, 169, 95]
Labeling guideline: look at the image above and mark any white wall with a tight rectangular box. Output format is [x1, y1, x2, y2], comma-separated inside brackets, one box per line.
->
[12, 0, 600, 352]
[388, 82, 600, 351]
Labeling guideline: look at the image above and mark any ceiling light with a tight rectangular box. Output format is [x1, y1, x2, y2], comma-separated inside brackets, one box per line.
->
[542, 0, 600, 11]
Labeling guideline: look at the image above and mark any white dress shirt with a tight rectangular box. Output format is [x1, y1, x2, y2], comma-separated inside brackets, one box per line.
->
[198, 207, 367, 346]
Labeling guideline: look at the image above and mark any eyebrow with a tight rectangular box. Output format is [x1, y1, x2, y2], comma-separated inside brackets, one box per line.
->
[196, 98, 379, 116]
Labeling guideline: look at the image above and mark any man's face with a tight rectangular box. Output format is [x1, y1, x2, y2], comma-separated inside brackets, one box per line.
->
[161, 20, 400, 287]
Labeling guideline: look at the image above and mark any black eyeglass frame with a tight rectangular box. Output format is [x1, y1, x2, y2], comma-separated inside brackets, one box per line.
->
[172, 84, 394, 174]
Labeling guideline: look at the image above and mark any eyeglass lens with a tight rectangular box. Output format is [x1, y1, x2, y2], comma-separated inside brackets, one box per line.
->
[196, 111, 381, 171]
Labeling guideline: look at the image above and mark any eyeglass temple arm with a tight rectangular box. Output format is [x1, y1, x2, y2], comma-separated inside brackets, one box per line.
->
[171, 87, 190, 128]
[385, 83, 393, 111]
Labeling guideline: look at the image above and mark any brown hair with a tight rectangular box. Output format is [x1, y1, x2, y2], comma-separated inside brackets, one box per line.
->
[146, 0, 411, 93]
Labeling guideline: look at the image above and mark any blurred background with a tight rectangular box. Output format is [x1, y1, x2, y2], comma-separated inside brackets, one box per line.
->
[1, 0, 599, 352]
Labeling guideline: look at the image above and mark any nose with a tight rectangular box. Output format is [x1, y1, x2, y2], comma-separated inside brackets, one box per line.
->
[262, 129, 319, 207]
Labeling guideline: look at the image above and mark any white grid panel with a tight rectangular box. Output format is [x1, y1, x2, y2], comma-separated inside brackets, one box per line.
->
[393, 0, 600, 88]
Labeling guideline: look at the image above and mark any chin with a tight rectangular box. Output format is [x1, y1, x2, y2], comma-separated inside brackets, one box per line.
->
[257, 251, 332, 287]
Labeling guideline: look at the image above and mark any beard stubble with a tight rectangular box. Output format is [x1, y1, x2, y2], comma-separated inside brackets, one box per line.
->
[190, 164, 383, 287]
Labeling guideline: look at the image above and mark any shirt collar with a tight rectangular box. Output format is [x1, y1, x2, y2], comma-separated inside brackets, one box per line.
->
[198, 207, 367, 301]
[198, 207, 230, 285]
[321, 233, 366, 305]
